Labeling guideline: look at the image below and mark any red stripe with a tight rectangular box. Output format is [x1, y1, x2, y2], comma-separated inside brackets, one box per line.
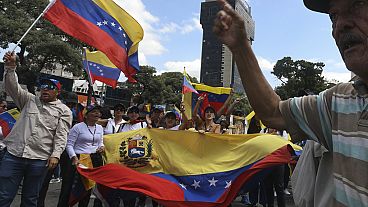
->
[92, 76, 118, 89]
[78, 164, 185, 201]
[0, 120, 11, 137]
[44, 0, 134, 79]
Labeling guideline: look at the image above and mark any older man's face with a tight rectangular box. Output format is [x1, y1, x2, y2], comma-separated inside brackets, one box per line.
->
[330, 0, 368, 79]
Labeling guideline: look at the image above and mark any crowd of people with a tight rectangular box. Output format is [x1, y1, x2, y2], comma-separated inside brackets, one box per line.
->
[1, 0, 367, 206]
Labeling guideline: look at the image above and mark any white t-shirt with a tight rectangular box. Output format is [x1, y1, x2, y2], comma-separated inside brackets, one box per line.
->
[66, 122, 104, 158]
[104, 118, 126, 135]
[119, 121, 147, 132]
[167, 125, 179, 131]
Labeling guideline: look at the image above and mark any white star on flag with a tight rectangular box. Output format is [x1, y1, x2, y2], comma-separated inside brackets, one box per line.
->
[100, 73, 104, 76]
[225, 181, 232, 189]
[123, 33, 126, 38]
[191, 180, 201, 189]
[89, 63, 93, 66]
[93, 64, 97, 67]
[99, 69, 103, 73]
[103, 20, 108, 25]
[125, 41, 128, 45]
[96, 22, 102, 27]
[208, 177, 218, 187]
[179, 183, 187, 190]
[111, 22, 116, 27]
[118, 27, 122, 31]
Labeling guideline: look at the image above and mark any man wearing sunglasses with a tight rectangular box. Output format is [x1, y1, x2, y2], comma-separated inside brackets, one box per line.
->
[0, 52, 72, 207]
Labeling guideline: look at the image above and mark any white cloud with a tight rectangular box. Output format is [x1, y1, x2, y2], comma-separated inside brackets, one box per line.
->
[257, 56, 275, 71]
[322, 71, 352, 83]
[158, 15, 202, 35]
[162, 59, 201, 79]
[114, 0, 166, 56]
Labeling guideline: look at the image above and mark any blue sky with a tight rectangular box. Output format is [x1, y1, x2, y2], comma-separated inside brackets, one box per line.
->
[116, 0, 351, 87]
[1, 0, 351, 88]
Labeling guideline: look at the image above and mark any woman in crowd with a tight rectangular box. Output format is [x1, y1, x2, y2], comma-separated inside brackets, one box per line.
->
[64, 105, 105, 207]
[192, 95, 221, 134]
[98, 103, 126, 134]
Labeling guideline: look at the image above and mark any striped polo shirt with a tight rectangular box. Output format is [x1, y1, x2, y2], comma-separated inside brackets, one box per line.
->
[280, 81, 368, 207]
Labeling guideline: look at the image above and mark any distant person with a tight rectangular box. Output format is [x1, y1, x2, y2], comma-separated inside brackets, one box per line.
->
[0, 52, 72, 207]
[192, 95, 221, 134]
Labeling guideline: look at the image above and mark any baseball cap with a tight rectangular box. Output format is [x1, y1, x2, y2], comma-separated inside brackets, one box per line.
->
[39, 78, 62, 91]
[303, 0, 330, 14]
[84, 104, 102, 115]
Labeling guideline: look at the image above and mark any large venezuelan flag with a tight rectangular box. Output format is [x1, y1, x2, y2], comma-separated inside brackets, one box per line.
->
[84, 50, 121, 88]
[183, 83, 231, 118]
[77, 128, 293, 207]
[44, 0, 144, 82]
[0, 108, 20, 137]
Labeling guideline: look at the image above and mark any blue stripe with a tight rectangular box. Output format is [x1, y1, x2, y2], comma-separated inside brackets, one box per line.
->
[152, 162, 268, 202]
[331, 97, 364, 114]
[317, 91, 332, 149]
[332, 138, 368, 162]
[60, 0, 133, 51]
[335, 186, 367, 207]
[127, 51, 140, 71]
[0, 112, 16, 129]
[290, 97, 319, 142]
[84, 60, 121, 80]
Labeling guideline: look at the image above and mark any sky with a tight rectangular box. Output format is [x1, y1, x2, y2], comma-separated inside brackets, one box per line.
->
[1, 0, 351, 88]
[115, 0, 351, 87]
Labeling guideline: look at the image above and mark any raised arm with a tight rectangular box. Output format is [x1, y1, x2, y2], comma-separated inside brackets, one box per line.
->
[213, 0, 286, 130]
[3, 52, 32, 109]
[179, 102, 189, 130]
[192, 95, 205, 128]
[216, 89, 233, 117]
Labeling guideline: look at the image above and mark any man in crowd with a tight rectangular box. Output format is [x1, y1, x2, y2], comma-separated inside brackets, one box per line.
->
[214, 0, 368, 206]
[0, 52, 72, 207]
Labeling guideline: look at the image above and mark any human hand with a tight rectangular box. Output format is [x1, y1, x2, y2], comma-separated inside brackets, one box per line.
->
[3, 52, 16, 66]
[198, 94, 206, 102]
[47, 157, 59, 170]
[96, 146, 105, 153]
[71, 156, 80, 166]
[213, 0, 249, 52]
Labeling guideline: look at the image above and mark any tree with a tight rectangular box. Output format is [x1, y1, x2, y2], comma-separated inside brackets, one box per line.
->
[272, 57, 329, 99]
[0, 0, 84, 92]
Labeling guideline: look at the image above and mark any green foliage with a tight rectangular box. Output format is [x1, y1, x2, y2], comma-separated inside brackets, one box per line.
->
[0, 0, 84, 90]
[272, 57, 329, 99]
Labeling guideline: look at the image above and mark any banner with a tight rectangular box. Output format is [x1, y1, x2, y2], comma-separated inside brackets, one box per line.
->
[78, 128, 293, 207]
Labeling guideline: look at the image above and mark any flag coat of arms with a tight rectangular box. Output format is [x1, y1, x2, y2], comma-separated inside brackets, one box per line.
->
[78, 128, 294, 207]
[44, 0, 144, 82]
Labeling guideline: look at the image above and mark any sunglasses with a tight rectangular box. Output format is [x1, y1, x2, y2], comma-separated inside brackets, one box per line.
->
[40, 84, 57, 90]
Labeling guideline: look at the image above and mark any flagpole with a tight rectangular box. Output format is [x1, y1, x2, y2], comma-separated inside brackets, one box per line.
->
[83, 47, 96, 106]
[10, 0, 56, 52]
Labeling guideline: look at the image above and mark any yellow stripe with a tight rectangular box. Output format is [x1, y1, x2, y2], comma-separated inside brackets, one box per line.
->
[8, 108, 20, 120]
[93, 0, 144, 55]
[86, 50, 117, 68]
[193, 83, 231, 95]
[183, 92, 192, 118]
[103, 128, 289, 176]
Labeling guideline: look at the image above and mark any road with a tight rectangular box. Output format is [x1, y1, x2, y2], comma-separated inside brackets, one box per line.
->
[11, 182, 296, 207]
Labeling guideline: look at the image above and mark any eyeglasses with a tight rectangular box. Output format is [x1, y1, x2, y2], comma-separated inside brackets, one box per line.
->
[40, 84, 56, 90]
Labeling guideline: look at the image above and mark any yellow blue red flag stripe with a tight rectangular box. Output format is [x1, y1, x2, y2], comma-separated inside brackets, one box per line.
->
[78, 128, 293, 206]
[84, 50, 121, 88]
[0, 108, 20, 137]
[44, 0, 144, 82]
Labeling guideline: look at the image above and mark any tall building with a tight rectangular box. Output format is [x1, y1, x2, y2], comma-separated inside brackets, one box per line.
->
[200, 0, 255, 93]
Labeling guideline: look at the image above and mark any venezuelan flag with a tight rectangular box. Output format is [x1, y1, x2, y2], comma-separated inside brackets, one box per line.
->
[44, 0, 144, 82]
[182, 70, 198, 94]
[77, 128, 293, 207]
[183, 83, 231, 118]
[0, 108, 20, 137]
[84, 50, 121, 88]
